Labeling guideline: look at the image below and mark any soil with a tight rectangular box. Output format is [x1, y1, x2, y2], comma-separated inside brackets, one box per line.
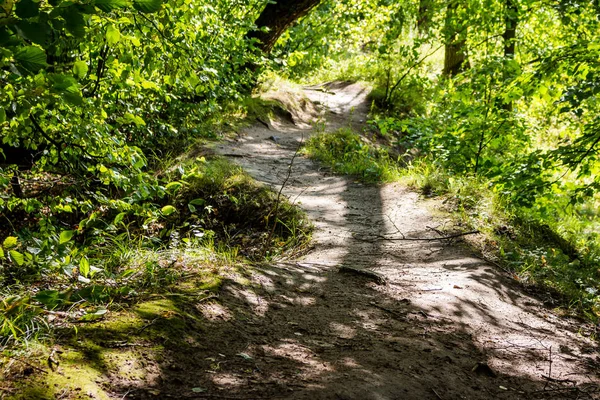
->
[208, 81, 600, 399]
[5, 82, 599, 400]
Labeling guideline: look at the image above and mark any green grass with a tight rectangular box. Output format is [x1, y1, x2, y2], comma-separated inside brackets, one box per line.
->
[303, 128, 402, 183]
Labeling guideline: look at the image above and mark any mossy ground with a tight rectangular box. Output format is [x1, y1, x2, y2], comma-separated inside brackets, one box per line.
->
[0, 256, 266, 398]
[0, 100, 312, 398]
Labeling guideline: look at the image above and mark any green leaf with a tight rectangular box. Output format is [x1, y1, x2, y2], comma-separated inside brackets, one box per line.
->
[15, 0, 40, 18]
[62, 7, 86, 37]
[9, 250, 24, 266]
[106, 24, 121, 46]
[118, 112, 145, 126]
[49, 74, 84, 105]
[161, 205, 176, 216]
[0, 247, 4, 258]
[133, 0, 162, 13]
[3, 236, 18, 249]
[59, 230, 75, 244]
[94, 0, 129, 12]
[79, 308, 108, 322]
[15, 20, 50, 46]
[188, 198, 205, 213]
[73, 60, 88, 79]
[113, 212, 126, 225]
[14, 46, 47, 73]
[165, 181, 183, 193]
[34, 290, 62, 309]
[0, 107, 5, 123]
[79, 257, 90, 278]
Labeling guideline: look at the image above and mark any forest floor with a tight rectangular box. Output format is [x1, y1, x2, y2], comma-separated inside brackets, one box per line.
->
[4, 82, 600, 400]
[207, 82, 600, 399]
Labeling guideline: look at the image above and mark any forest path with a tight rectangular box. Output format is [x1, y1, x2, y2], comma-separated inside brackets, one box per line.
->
[209, 82, 600, 399]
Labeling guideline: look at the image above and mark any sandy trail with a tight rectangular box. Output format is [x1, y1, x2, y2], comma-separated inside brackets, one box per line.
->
[205, 82, 600, 399]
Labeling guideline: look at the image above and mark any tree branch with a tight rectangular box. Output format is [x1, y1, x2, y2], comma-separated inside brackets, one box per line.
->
[353, 230, 480, 243]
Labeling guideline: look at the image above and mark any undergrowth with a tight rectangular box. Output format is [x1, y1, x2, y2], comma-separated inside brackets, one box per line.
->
[0, 154, 311, 350]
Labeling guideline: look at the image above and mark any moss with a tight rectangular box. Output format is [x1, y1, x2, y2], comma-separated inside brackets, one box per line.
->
[9, 348, 112, 400]
[102, 348, 153, 381]
[197, 275, 223, 291]
[133, 299, 178, 320]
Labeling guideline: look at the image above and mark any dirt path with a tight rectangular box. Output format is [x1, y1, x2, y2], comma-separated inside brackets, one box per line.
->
[204, 82, 599, 399]
[4, 83, 599, 400]
[36, 82, 597, 400]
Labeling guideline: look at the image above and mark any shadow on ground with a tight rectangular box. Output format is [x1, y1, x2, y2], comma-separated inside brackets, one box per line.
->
[9, 81, 600, 400]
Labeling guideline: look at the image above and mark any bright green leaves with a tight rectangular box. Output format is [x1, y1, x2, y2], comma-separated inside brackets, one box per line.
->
[161, 205, 176, 216]
[79, 257, 90, 278]
[133, 0, 162, 13]
[13, 46, 47, 73]
[3, 237, 24, 266]
[59, 230, 75, 245]
[165, 181, 184, 194]
[73, 60, 89, 80]
[0, 0, 14, 17]
[113, 212, 127, 225]
[3, 236, 18, 249]
[106, 24, 121, 45]
[79, 308, 108, 322]
[118, 112, 146, 126]
[9, 250, 24, 266]
[0, 237, 23, 266]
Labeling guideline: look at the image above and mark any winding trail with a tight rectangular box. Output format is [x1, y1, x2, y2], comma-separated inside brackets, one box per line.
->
[206, 82, 600, 399]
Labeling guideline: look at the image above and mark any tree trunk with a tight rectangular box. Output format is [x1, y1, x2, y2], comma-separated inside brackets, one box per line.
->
[247, 0, 323, 54]
[444, 39, 468, 76]
[502, 0, 518, 59]
[417, 0, 434, 35]
[443, 1, 468, 76]
[501, 0, 518, 110]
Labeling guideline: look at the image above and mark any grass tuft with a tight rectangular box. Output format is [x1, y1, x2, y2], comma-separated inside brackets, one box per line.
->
[303, 128, 401, 183]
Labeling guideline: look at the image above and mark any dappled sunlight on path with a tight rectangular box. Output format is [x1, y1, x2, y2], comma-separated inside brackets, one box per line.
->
[212, 82, 600, 399]
[22, 82, 598, 400]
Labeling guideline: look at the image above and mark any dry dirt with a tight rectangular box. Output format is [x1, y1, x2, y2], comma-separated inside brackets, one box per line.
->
[203, 81, 599, 399]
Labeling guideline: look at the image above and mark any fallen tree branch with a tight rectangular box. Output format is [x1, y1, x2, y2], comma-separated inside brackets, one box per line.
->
[262, 134, 303, 256]
[8, 356, 48, 375]
[542, 375, 576, 384]
[353, 230, 480, 243]
[339, 265, 387, 285]
[369, 301, 405, 319]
